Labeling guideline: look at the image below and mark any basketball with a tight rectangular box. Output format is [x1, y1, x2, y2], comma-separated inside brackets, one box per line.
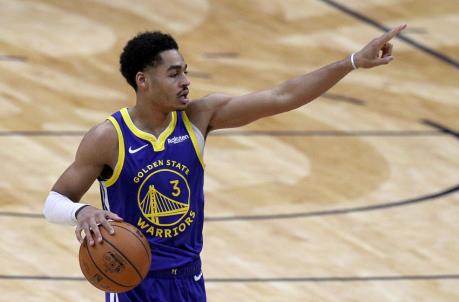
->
[79, 221, 151, 293]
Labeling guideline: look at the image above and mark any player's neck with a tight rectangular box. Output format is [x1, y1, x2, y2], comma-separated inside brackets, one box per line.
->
[128, 104, 172, 137]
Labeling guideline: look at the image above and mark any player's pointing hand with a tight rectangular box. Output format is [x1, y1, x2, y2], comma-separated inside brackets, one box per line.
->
[353, 24, 407, 68]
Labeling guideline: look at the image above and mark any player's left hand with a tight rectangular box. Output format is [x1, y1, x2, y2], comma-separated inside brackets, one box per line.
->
[354, 24, 407, 68]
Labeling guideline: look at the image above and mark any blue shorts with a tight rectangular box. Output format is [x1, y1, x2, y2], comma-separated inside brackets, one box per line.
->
[105, 259, 206, 302]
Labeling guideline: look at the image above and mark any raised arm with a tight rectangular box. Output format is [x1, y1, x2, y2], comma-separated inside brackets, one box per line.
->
[44, 121, 122, 245]
[202, 24, 406, 132]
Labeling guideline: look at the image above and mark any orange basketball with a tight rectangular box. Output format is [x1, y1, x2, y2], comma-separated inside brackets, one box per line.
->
[79, 221, 151, 293]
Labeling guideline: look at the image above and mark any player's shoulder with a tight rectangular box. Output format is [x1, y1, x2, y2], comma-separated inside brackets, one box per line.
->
[79, 120, 117, 152]
[74, 119, 118, 165]
[87, 119, 117, 141]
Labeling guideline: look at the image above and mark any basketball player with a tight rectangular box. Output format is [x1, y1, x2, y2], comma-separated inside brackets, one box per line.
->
[43, 24, 406, 302]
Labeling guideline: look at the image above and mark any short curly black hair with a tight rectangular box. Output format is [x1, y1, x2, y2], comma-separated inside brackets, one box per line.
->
[119, 31, 179, 90]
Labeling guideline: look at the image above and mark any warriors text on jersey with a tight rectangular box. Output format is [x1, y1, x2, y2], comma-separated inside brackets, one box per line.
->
[99, 108, 205, 271]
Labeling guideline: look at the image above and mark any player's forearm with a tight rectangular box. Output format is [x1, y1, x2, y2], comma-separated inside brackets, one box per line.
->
[273, 56, 353, 111]
[43, 191, 89, 225]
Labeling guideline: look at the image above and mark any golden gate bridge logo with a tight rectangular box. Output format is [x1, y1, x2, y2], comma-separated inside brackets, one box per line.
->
[139, 185, 189, 225]
[137, 169, 190, 226]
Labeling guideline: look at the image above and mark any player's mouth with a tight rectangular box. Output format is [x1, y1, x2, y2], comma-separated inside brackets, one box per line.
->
[177, 89, 189, 105]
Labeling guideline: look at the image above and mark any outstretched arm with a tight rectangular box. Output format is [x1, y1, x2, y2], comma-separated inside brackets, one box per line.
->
[203, 24, 406, 132]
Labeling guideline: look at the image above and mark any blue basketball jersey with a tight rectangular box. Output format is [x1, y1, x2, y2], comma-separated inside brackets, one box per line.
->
[99, 108, 205, 271]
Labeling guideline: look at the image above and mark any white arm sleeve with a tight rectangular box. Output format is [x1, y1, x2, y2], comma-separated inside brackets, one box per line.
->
[43, 191, 89, 225]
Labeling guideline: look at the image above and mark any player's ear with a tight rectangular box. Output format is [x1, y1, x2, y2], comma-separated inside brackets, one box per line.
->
[136, 72, 148, 90]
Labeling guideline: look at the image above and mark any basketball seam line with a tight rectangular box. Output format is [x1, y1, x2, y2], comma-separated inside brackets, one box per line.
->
[84, 241, 132, 288]
[113, 224, 151, 264]
[103, 236, 144, 282]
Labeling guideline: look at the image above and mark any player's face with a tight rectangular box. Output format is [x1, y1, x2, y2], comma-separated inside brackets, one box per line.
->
[145, 50, 190, 111]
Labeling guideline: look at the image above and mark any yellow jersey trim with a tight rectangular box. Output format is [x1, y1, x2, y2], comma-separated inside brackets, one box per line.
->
[182, 111, 205, 169]
[105, 116, 125, 187]
[120, 108, 177, 152]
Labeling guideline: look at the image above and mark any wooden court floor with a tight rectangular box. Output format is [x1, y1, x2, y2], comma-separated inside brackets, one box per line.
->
[1, 0, 458, 301]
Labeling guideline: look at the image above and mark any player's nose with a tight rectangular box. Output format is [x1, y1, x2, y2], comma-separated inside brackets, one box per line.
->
[181, 72, 190, 87]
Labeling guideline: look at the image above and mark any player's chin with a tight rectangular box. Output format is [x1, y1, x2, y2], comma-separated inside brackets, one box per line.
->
[176, 96, 190, 108]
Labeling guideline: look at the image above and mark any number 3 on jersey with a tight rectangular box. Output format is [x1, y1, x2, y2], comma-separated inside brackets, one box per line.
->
[170, 180, 181, 197]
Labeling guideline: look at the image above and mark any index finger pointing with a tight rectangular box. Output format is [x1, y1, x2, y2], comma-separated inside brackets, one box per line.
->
[380, 24, 407, 44]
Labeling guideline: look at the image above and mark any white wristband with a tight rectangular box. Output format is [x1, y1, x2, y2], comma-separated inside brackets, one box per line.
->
[350, 53, 358, 70]
[43, 191, 89, 225]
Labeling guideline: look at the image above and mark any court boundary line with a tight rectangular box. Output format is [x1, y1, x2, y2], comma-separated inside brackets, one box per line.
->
[0, 130, 447, 137]
[0, 120, 454, 138]
[1, 273, 459, 283]
[205, 184, 459, 222]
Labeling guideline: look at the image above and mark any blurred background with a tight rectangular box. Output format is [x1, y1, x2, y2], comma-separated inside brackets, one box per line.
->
[0, 0, 458, 301]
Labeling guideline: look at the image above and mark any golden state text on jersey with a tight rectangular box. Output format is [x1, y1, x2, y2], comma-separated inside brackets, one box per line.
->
[98, 108, 205, 271]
